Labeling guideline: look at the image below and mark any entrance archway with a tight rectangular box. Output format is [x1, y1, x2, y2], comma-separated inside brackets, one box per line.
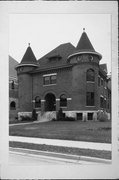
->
[45, 93, 56, 111]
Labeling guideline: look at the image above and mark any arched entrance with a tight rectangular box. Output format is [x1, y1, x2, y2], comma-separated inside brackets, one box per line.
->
[45, 93, 56, 111]
[10, 101, 16, 110]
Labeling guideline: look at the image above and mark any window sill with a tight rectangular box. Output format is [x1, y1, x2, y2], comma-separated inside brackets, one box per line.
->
[86, 81, 95, 83]
[86, 106, 95, 107]
[43, 84, 56, 87]
[60, 106, 67, 108]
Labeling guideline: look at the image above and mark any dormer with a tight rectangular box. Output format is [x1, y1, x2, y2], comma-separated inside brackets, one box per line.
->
[48, 54, 62, 61]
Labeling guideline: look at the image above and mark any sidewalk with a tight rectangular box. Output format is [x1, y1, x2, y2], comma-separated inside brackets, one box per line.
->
[9, 147, 111, 164]
[9, 136, 111, 151]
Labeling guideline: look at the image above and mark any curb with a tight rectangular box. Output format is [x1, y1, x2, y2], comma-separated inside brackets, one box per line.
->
[9, 147, 111, 164]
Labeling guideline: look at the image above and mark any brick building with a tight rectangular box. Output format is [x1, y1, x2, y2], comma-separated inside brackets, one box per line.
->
[9, 55, 18, 121]
[15, 30, 111, 121]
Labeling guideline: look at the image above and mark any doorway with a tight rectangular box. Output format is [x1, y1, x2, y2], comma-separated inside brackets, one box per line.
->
[45, 93, 56, 111]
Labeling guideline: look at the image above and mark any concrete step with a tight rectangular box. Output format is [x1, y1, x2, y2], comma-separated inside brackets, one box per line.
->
[37, 111, 56, 122]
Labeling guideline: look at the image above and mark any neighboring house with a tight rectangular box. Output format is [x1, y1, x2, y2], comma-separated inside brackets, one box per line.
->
[9, 55, 18, 121]
[15, 30, 111, 121]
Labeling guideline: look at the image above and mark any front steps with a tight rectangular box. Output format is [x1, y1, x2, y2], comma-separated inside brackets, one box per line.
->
[37, 111, 56, 122]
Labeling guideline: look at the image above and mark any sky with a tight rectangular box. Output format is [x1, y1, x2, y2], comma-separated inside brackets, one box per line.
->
[9, 14, 111, 74]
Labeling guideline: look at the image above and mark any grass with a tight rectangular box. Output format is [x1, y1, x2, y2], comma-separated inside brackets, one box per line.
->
[9, 119, 34, 124]
[9, 141, 111, 160]
[9, 121, 111, 143]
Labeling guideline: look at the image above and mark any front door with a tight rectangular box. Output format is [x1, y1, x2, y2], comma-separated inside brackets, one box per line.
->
[45, 93, 56, 111]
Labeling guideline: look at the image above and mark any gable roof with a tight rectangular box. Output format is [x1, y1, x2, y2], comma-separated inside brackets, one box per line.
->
[100, 64, 108, 73]
[20, 45, 38, 65]
[9, 55, 18, 78]
[76, 31, 95, 52]
[36, 43, 76, 70]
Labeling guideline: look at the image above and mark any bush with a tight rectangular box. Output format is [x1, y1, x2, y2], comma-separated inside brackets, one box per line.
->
[20, 115, 32, 121]
[52, 118, 57, 121]
[64, 116, 76, 121]
[57, 108, 65, 121]
[32, 109, 38, 121]
[97, 110, 108, 122]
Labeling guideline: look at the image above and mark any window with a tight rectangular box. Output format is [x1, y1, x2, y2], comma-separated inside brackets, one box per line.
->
[77, 113, 83, 120]
[88, 55, 93, 61]
[98, 76, 100, 86]
[50, 75, 56, 84]
[43, 74, 56, 85]
[35, 96, 41, 108]
[100, 96, 104, 108]
[101, 78, 103, 86]
[60, 94, 67, 107]
[43, 76, 50, 85]
[86, 92, 95, 106]
[88, 113, 93, 120]
[11, 80, 14, 89]
[10, 101, 16, 110]
[104, 99, 106, 109]
[86, 69, 95, 82]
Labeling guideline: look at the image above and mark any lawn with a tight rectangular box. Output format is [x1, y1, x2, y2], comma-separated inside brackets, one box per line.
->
[9, 121, 111, 143]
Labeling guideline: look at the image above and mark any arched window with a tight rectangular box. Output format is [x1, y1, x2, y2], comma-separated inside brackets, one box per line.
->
[10, 101, 16, 110]
[60, 94, 67, 107]
[35, 96, 41, 108]
[11, 80, 15, 89]
[86, 69, 95, 82]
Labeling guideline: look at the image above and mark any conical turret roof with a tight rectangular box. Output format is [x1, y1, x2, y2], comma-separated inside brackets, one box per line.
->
[76, 31, 95, 52]
[68, 29, 102, 60]
[20, 44, 38, 65]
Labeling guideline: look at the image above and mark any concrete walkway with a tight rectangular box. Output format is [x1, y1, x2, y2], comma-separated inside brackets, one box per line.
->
[9, 136, 111, 151]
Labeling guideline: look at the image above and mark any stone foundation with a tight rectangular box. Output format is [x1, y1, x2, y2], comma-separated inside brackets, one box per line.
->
[64, 111, 98, 121]
[18, 112, 32, 121]
[37, 111, 56, 122]
[17, 110, 110, 121]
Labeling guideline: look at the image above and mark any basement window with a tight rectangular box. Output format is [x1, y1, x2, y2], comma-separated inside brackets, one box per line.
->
[77, 113, 83, 120]
[87, 113, 93, 120]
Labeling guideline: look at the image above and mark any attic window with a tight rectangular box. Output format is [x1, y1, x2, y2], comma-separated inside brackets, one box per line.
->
[48, 55, 62, 61]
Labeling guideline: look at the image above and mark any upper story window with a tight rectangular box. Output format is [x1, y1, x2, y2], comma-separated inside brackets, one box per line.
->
[35, 96, 41, 108]
[60, 94, 67, 107]
[43, 73, 57, 86]
[100, 96, 106, 108]
[88, 55, 93, 62]
[86, 69, 95, 82]
[98, 76, 100, 86]
[101, 78, 103, 86]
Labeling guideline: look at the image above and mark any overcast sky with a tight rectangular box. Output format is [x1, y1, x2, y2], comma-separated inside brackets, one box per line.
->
[9, 14, 111, 74]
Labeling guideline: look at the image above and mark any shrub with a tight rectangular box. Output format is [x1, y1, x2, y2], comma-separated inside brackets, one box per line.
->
[20, 115, 32, 121]
[97, 110, 108, 122]
[32, 109, 38, 121]
[52, 118, 56, 121]
[57, 108, 65, 121]
[64, 116, 76, 121]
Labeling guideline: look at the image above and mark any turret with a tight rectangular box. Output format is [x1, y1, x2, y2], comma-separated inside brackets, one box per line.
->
[68, 29, 102, 114]
[16, 44, 38, 112]
[67, 28, 102, 64]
